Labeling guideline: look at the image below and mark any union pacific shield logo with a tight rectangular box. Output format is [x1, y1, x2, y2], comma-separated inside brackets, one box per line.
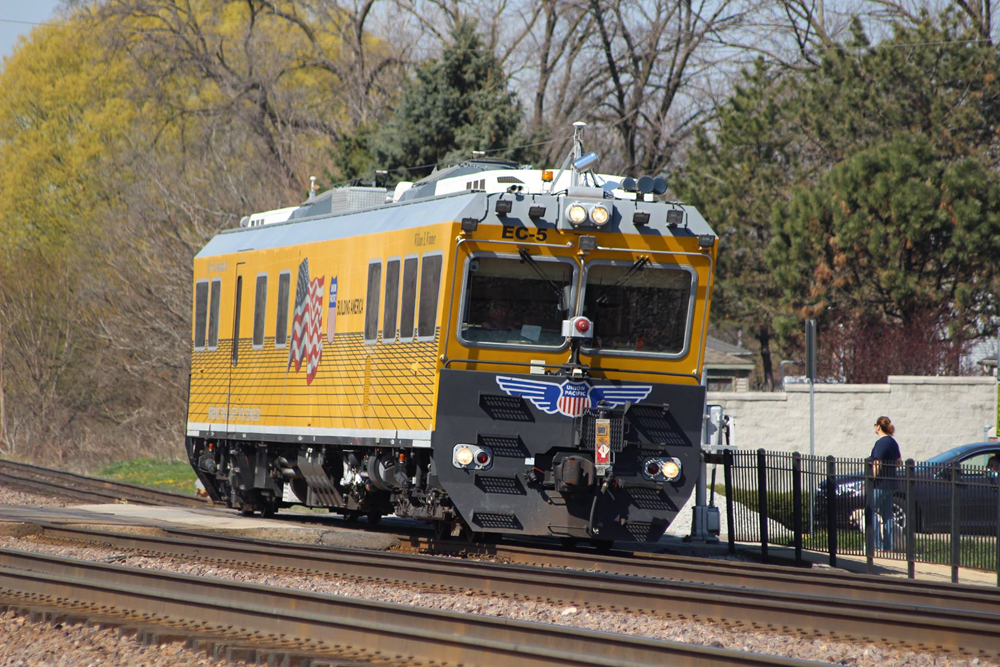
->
[495, 376, 653, 418]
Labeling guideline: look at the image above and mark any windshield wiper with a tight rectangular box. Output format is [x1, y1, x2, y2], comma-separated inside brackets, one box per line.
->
[518, 248, 566, 311]
[596, 256, 650, 305]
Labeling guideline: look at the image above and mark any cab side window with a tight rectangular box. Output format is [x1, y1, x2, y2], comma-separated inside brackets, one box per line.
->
[194, 280, 209, 350]
[274, 271, 291, 348]
[207, 278, 221, 350]
[364, 261, 382, 343]
[252, 274, 268, 349]
[399, 256, 418, 342]
[417, 254, 442, 339]
[382, 259, 400, 343]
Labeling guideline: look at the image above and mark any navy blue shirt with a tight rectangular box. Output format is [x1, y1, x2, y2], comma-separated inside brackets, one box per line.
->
[871, 435, 901, 486]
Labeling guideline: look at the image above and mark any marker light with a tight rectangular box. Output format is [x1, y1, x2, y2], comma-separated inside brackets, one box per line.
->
[455, 446, 474, 466]
[575, 318, 591, 334]
[646, 461, 660, 476]
[662, 460, 681, 481]
[567, 204, 588, 225]
[475, 450, 491, 465]
[590, 205, 610, 226]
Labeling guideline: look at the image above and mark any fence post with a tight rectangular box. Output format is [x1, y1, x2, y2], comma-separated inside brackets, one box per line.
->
[826, 455, 837, 568]
[865, 457, 874, 574]
[951, 461, 960, 584]
[905, 459, 915, 580]
[724, 448, 735, 555]
[757, 448, 769, 564]
[792, 452, 803, 565]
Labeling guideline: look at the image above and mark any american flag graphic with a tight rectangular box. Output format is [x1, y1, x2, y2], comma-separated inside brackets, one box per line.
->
[288, 258, 325, 385]
[557, 382, 590, 418]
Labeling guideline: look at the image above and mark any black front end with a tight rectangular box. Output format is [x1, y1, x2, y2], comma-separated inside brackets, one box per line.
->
[432, 368, 705, 543]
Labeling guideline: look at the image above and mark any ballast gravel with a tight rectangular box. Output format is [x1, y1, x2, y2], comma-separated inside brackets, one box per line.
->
[0, 607, 230, 667]
[0, 535, 996, 667]
[0, 486, 71, 507]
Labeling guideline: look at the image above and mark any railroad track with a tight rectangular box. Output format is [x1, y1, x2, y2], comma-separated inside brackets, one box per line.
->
[20, 522, 1000, 657]
[0, 459, 206, 508]
[401, 535, 1000, 613]
[0, 545, 820, 667]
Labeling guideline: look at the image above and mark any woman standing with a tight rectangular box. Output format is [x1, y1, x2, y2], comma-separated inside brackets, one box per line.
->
[871, 416, 902, 552]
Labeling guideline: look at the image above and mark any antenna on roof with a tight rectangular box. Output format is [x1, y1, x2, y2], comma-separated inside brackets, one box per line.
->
[551, 122, 596, 192]
[308, 176, 317, 201]
[472, 150, 486, 158]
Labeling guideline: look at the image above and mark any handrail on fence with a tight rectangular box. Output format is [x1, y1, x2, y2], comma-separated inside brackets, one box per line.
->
[721, 449, 1000, 585]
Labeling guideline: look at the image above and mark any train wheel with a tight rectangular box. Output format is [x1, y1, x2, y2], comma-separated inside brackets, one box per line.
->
[367, 511, 383, 525]
[239, 503, 255, 517]
[344, 510, 361, 522]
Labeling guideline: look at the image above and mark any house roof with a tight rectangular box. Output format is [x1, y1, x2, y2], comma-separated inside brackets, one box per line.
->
[706, 335, 753, 358]
[705, 347, 755, 370]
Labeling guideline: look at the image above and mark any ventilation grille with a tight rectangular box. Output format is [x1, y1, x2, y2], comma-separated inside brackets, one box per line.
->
[478, 434, 529, 458]
[626, 486, 676, 511]
[472, 512, 522, 530]
[626, 404, 688, 446]
[624, 522, 660, 541]
[475, 475, 526, 495]
[479, 393, 534, 422]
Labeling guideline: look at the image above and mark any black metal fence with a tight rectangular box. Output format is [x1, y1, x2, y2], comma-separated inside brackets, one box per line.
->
[722, 449, 1000, 584]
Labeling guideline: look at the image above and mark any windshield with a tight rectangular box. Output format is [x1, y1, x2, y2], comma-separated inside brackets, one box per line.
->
[582, 263, 692, 355]
[460, 255, 573, 347]
[918, 446, 970, 466]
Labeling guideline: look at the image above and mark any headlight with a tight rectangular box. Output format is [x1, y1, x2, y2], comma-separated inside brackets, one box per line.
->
[661, 459, 681, 481]
[566, 204, 588, 225]
[590, 205, 610, 226]
[455, 446, 474, 466]
[453, 444, 492, 470]
[642, 457, 682, 482]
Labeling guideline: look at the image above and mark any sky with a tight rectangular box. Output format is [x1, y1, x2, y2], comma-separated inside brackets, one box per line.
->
[0, 1, 62, 61]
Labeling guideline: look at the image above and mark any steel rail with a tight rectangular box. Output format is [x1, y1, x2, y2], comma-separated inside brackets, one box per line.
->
[27, 522, 1000, 656]
[401, 536, 1000, 614]
[0, 547, 820, 667]
[0, 459, 206, 508]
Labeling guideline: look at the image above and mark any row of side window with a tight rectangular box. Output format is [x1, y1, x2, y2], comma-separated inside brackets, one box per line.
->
[193, 253, 442, 351]
[364, 253, 442, 344]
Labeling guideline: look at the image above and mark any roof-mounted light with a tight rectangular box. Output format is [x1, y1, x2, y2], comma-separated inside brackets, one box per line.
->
[566, 204, 588, 225]
[633, 211, 650, 226]
[590, 205, 610, 226]
[495, 199, 513, 216]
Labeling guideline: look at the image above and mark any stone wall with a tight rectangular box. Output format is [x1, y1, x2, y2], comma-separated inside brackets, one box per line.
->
[708, 376, 998, 461]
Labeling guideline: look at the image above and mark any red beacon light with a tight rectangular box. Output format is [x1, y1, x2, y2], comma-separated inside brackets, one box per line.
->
[562, 316, 594, 339]
[475, 450, 491, 465]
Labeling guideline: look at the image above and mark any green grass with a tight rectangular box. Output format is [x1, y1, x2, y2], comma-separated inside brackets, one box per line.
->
[95, 458, 198, 496]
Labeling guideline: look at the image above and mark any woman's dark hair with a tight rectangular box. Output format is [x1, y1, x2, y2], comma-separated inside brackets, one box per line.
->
[876, 416, 895, 436]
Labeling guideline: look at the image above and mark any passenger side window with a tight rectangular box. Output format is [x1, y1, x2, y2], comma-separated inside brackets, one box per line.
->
[417, 254, 442, 339]
[382, 259, 400, 344]
[252, 274, 267, 349]
[194, 280, 209, 350]
[364, 261, 382, 343]
[399, 256, 418, 342]
[274, 271, 291, 348]
[207, 278, 221, 350]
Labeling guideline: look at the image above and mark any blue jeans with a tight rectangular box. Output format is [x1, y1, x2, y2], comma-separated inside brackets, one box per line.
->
[873, 487, 894, 551]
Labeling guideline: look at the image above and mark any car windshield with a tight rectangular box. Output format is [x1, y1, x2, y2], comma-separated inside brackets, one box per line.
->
[917, 445, 974, 467]
[460, 255, 573, 347]
[582, 263, 692, 355]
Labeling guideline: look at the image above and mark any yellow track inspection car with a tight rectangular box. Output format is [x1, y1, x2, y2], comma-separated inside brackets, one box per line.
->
[186, 134, 717, 544]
